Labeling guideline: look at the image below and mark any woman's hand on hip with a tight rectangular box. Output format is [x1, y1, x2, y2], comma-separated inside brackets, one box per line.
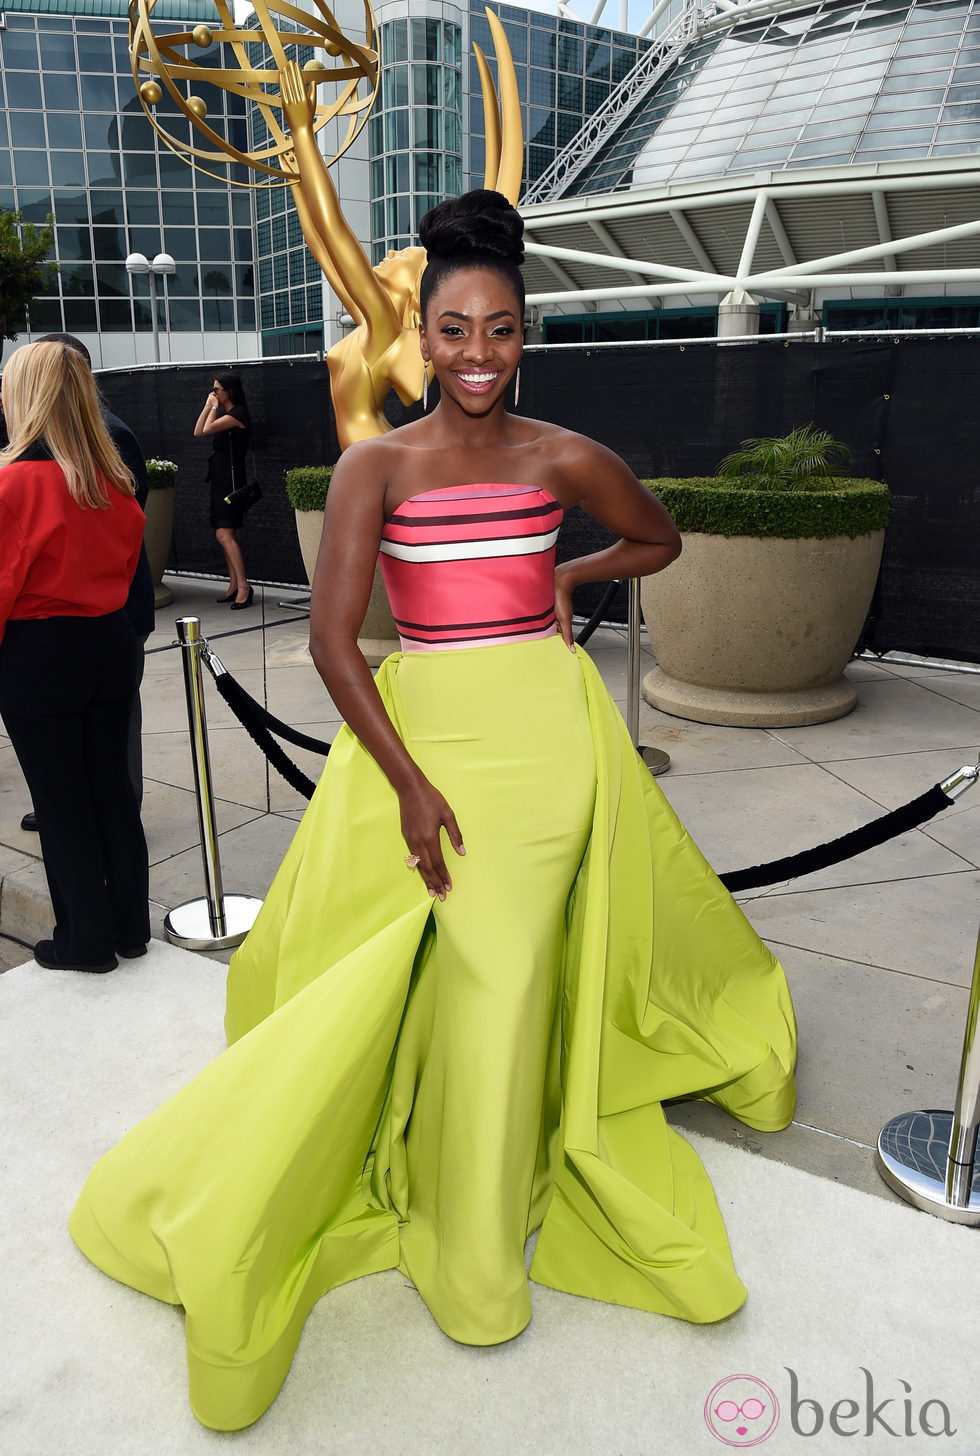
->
[554, 565, 577, 652]
[399, 778, 465, 901]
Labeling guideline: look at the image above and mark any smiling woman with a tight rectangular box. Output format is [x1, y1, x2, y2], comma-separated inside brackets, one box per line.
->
[70, 191, 798, 1433]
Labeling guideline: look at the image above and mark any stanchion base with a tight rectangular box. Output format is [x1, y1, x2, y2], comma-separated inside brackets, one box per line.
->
[164, 894, 263, 951]
[640, 746, 671, 775]
[876, 1109, 980, 1226]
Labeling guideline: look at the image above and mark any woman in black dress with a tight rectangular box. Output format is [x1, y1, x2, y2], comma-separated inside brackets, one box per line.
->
[193, 371, 253, 609]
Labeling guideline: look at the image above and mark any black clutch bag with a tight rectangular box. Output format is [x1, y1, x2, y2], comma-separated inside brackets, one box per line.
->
[224, 479, 263, 512]
[224, 450, 263, 513]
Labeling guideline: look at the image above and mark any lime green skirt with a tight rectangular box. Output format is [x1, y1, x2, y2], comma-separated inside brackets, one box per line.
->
[69, 635, 796, 1431]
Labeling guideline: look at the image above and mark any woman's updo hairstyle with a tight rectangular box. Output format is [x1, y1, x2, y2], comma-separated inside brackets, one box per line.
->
[419, 190, 525, 323]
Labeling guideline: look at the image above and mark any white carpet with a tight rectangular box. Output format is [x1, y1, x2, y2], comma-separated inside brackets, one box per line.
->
[1, 942, 977, 1456]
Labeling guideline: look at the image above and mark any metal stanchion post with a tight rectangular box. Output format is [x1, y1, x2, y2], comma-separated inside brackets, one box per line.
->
[627, 577, 670, 775]
[876, 909, 980, 1225]
[164, 616, 263, 951]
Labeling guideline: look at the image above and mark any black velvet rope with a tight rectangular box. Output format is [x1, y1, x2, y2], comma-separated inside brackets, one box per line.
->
[206, 646, 958, 875]
[719, 784, 953, 892]
[575, 579, 622, 647]
[212, 673, 322, 800]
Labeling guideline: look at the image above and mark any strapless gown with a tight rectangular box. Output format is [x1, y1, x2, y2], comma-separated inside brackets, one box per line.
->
[70, 484, 797, 1431]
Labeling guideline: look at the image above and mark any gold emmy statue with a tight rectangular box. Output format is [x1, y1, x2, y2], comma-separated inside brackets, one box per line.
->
[129, 0, 524, 447]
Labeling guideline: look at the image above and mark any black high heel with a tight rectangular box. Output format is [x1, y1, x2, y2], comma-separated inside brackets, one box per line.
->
[230, 585, 254, 611]
[216, 590, 237, 603]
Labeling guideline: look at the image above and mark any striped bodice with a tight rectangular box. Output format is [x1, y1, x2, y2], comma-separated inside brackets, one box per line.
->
[379, 484, 562, 652]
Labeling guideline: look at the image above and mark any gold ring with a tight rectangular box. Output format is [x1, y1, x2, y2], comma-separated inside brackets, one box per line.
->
[405, 854, 420, 870]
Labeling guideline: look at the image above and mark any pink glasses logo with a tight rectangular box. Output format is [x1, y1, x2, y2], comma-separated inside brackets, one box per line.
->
[704, 1375, 780, 1447]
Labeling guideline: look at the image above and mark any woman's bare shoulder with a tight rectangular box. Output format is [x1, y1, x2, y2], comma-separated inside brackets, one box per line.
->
[513, 417, 616, 471]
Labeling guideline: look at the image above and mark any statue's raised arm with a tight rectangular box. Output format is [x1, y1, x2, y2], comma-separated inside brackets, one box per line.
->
[130, 1, 524, 447]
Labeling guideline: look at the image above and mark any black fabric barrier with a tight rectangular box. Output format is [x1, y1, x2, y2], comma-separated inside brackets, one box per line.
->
[97, 337, 980, 663]
[719, 783, 954, 893]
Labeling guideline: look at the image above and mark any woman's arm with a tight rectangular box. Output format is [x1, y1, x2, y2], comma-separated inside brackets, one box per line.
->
[200, 407, 248, 438]
[309, 449, 464, 899]
[193, 393, 217, 438]
[552, 434, 682, 649]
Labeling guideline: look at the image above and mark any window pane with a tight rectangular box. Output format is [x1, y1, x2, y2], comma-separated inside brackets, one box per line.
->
[413, 64, 440, 106]
[164, 227, 197, 258]
[87, 154, 122, 188]
[56, 226, 90, 260]
[43, 71, 79, 111]
[198, 229, 232, 262]
[169, 298, 202, 330]
[1, 31, 39, 67]
[126, 193, 159, 225]
[47, 113, 83, 150]
[49, 151, 86, 188]
[14, 151, 49, 187]
[37, 32, 76, 70]
[61, 263, 94, 296]
[122, 151, 157, 187]
[63, 298, 97, 331]
[80, 75, 116, 110]
[10, 111, 46, 149]
[77, 36, 114, 71]
[128, 227, 162, 259]
[56, 192, 91, 227]
[28, 299, 64, 332]
[161, 193, 195, 225]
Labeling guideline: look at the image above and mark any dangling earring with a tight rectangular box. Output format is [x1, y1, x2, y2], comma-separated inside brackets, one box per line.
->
[513, 365, 520, 409]
[422, 362, 428, 412]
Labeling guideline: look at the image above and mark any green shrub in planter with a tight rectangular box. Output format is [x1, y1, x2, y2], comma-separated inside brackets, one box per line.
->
[145, 457, 177, 490]
[285, 466, 333, 512]
[643, 476, 890, 539]
[639, 426, 891, 727]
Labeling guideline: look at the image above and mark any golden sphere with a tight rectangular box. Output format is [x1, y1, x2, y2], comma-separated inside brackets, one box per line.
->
[304, 59, 328, 76]
[140, 80, 163, 106]
[325, 41, 342, 56]
[192, 25, 213, 48]
[187, 96, 208, 120]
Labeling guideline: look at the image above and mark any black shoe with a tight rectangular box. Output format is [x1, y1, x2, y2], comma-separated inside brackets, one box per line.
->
[33, 939, 117, 974]
[20, 811, 38, 832]
[115, 942, 148, 959]
[230, 585, 254, 611]
[216, 590, 237, 603]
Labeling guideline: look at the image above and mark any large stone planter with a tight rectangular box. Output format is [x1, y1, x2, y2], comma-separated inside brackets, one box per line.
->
[641, 530, 885, 726]
[143, 485, 175, 609]
[295, 507, 399, 667]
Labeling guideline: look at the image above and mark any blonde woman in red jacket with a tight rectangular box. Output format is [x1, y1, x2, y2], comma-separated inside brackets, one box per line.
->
[0, 341, 150, 972]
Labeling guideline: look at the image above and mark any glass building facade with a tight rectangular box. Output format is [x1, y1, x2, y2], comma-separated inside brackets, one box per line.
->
[370, 12, 463, 263]
[466, 1, 650, 192]
[4, 0, 980, 360]
[0, 0, 257, 362]
[245, 13, 327, 352]
[569, 0, 980, 196]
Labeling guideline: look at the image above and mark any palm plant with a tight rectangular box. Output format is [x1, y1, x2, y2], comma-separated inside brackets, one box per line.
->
[716, 424, 852, 491]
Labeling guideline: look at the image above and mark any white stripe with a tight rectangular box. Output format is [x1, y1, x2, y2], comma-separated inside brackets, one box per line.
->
[379, 528, 560, 564]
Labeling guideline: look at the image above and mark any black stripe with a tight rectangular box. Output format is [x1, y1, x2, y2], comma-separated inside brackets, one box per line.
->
[394, 603, 556, 633]
[387, 501, 562, 528]
[398, 615, 557, 645]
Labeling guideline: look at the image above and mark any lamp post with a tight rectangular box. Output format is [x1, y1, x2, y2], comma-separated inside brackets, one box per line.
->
[125, 251, 176, 363]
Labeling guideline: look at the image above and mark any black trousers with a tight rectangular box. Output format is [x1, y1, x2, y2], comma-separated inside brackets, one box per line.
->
[0, 612, 150, 963]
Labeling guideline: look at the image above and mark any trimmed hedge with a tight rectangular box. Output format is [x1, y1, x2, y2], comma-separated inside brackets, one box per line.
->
[643, 476, 890, 539]
[285, 465, 333, 512]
